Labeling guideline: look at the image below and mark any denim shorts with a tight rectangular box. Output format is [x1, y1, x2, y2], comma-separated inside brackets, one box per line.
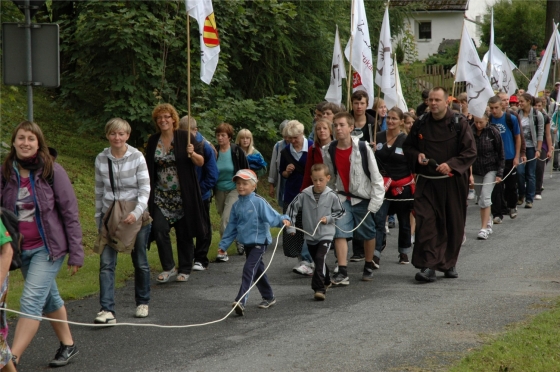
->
[334, 199, 376, 240]
[20, 246, 65, 319]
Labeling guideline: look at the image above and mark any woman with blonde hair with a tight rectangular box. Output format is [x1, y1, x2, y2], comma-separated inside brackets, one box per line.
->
[235, 129, 267, 178]
[145, 103, 207, 283]
[94, 118, 152, 323]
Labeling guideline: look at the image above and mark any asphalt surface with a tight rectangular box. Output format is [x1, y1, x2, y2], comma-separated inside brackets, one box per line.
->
[10, 166, 560, 372]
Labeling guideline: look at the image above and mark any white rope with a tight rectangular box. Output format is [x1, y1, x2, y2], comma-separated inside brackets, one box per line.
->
[2, 209, 377, 328]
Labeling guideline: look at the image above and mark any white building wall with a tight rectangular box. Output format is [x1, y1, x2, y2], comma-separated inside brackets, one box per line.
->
[465, 0, 498, 46]
[403, 12, 465, 61]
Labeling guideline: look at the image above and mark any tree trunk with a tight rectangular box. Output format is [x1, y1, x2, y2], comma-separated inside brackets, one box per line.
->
[545, 0, 560, 41]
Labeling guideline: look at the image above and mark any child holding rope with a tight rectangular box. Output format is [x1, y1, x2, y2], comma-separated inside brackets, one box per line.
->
[219, 170, 290, 316]
[286, 164, 345, 300]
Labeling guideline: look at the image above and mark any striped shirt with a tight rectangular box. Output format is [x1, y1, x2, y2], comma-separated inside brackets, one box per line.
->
[95, 145, 150, 226]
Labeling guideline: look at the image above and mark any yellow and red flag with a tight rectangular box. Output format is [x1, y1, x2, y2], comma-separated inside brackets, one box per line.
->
[186, 0, 220, 84]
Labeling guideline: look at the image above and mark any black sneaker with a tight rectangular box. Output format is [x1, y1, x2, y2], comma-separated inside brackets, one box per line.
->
[349, 253, 365, 262]
[49, 342, 79, 367]
[361, 265, 374, 281]
[332, 272, 350, 286]
[509, 208, 518, 219]
[398, 253, 410, 264]
[258, 298, 277, 309]
[372, 256, 380, 269]
[415, 268, 436, 283]
[444, 266, 458, 278]
[388, 221, 396, 228]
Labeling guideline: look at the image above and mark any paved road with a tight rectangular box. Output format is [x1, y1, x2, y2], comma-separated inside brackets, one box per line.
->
[11, 169, 560, 372]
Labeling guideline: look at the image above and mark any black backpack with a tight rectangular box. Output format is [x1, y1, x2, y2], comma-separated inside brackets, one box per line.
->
[327, 140, 371, 180]
[0, 208, 23, 271]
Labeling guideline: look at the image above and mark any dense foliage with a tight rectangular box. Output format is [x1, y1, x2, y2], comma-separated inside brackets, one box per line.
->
[480, 0, 546, 64]
[2, 0, 414, 152]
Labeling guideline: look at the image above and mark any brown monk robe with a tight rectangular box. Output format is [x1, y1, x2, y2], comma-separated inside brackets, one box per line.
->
[402, 88, 476, 282]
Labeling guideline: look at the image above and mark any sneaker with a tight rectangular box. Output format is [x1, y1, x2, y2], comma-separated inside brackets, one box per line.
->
[493, 216, 502, 224]
[477, 229, 489, 240]
[398, 253, 410, 264]
[314, 291, 326, 301]
[525, 202, 533, 209]
[372, 256, 380, 269]
[509, 208, 518, 219]
[94, 310, 116, 324]
[349, 254, 365, 262]
[49, 342, 79, 367]
[232, 302, 244, 316]
[332, 272, 350, 286]
[192, 262, 206, 271]
[517, 197, 524, 206]
[535, 194, 542, 200]
[257, 298, 277, 309]
[362, 265, 374, 281]
[388, 221, 396, 228]
[135, 305, 149, 318]
[486, 220, 493, 234]
[467, 189, 475, 200]
[293, 261, 314, 276]
[415, 268, 436, 282]
[236, 241, 245, 255]
[462, 232, 467, 245]
[216, 250, 229, 262]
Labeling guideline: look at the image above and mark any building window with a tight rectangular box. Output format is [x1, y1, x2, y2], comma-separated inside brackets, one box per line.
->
[419, 21, 431, 40]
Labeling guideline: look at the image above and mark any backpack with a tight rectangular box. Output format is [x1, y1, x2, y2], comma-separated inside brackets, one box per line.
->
[327, 140, 371, 180]
[0, 208, 23, 271]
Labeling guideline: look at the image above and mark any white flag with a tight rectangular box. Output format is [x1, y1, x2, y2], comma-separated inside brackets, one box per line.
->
[394, 61, 408, 112]
[528, 29, 556, 96]
[325, 25, 347, 105]
[375, 6, 398, 109]
[482, 45, 518, 95]
[344, 0, 374, 109]
[554, 22, 560, 62]
[455, 24, 494, 118]
[186, 0, 220, 84]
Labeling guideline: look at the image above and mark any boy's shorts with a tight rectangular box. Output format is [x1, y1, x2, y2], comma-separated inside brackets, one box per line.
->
[334, 199, 376, 241]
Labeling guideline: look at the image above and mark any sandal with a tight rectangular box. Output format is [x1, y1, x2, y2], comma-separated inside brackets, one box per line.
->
[176, 273, 190, 282]
[157, 267, 177, 283]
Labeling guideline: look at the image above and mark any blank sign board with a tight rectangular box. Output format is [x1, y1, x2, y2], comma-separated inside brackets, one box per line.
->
[2, 23, 59, 87]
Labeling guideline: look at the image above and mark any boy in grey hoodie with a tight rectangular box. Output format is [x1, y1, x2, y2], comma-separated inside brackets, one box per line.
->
[286, 164, 345, 300]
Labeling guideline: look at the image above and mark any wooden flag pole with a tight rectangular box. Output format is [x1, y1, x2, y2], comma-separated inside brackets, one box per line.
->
[346, 0, 355, 110]
[186, 10, 192, 157]
[373, 84, 381, 146]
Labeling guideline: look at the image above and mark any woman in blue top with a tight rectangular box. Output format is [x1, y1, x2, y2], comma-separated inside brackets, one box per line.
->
[214, 123, 249, 262]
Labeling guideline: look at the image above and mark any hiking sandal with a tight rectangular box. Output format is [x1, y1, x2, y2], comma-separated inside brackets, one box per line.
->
[156, 267, 177, 283]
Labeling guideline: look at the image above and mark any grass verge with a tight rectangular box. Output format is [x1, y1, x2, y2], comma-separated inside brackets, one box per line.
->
[450, 299, 560, 371]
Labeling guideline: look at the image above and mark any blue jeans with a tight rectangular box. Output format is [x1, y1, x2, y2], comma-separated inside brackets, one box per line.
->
[235, 244, 274, 306]
[99, 224, 151, 314]
[20, 246, 65, 319]
[517, 147, 537, 203]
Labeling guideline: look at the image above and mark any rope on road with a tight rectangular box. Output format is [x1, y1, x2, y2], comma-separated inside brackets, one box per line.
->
[2, 213, 374, 328]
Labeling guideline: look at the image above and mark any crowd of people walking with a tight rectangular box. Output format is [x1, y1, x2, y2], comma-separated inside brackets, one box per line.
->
[1, 83, 559, 369]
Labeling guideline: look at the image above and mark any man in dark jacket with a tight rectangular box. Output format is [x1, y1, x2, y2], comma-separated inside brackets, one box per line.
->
[403, 87, 477, 283]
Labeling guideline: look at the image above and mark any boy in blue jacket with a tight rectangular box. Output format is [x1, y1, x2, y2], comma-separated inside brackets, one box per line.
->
[219, 169, 290, 316]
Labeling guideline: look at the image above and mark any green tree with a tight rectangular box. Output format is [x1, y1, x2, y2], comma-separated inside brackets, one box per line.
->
[480, 0, 546, 64]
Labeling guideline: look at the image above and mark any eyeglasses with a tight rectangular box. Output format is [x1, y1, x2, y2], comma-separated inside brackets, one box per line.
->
[156, 115, 172, 121]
